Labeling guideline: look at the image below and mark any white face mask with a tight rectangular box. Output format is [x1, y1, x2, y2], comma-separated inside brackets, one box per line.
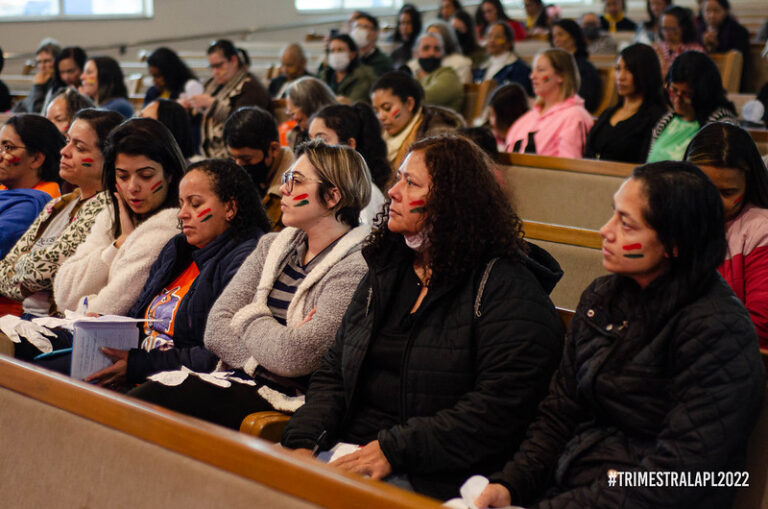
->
[328, 51, 351, 72]
[351, 27, 370, 49]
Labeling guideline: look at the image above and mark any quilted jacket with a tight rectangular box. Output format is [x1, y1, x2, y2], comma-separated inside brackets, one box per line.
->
[491, 273, 766, 508]
[282, 241, 565, 500]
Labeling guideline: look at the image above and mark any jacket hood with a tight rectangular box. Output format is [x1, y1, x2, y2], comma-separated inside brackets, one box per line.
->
[520, 241, 563, 295]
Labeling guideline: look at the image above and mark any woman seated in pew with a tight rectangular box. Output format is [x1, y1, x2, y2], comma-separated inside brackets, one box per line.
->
[652, 6, 704, 79]
[143, 47, 201, 106]
[79, 56, 134, 119]
[475, 161, 766, 509]
[475, 0, 526, 42]
[585, 43, 667, 163]
[452, 10, 487, 70]
[127, 141, 371, 427]
[549, 19, 601, 113]
[698, 0, 750, 64]
[281, 135, 564, 500]
[0, 114, 64, 259]
[84, 159, 270, 388]
[371, 71, 465, 171]
[0, 109, 122, 317]
[646, 50, 736, 163]
[45, 87, 95, 135]
[411, 20, 473, 85]
[11, 118, 185, 364]
[685, 122, 768, 348]
[473, 21, 532, 96]
[634, 0, 671, 44]
[43, 46, 87, 111]
[505, 49, 594, 159]
[318, 34, 376, 104]
[309, 102, 391, 193]
[189, 40, 270, 159]
[285, 77, 338, 153]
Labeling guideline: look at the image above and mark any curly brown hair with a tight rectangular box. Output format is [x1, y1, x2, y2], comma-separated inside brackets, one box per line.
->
[364, 134, 527, 287]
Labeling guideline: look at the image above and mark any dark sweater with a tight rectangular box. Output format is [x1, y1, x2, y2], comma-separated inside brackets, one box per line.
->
[584, 102, 667, 162]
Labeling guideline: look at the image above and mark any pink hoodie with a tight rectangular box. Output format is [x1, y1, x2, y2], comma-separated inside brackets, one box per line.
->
[505, 95, 594, 159]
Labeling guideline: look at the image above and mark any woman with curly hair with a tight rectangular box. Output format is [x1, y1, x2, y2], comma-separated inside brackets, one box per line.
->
[281, 135, 564, 500]
[84, 158, 270, 387]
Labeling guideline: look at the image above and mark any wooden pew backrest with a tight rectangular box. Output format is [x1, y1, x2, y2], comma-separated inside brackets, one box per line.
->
[0, 355, 442, 509]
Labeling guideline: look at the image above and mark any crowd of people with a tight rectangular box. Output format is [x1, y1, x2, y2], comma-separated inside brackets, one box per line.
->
[0, 1, 767, 507]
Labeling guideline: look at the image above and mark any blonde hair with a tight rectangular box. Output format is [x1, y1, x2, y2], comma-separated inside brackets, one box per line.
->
[296, 139, 371, 226]
[534, 48, 580, 104]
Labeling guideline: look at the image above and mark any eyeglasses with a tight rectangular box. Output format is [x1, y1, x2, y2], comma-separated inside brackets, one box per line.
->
[0, 142, 26, 155]
[209, 60, 227, 70]
[281, 169, 324, 194]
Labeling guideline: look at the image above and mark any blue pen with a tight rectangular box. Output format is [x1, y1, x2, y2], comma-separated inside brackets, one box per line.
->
[33, 347, 73, 361]
[83, 296, 88, 313]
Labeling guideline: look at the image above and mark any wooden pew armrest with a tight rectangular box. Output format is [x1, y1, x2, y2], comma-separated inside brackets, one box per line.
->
[240, 411, 290, 442]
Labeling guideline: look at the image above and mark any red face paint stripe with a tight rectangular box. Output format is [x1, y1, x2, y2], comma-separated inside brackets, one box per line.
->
[392, 108, 401, 119]
[196, 208, 212, 218]
[150, 181, 163, 191]
[622, 243, 642, 251]
[733, 194, 744, 205]
[293, 193, 309, 201]
[408, 200, 426, 207]
[82, 158, 95, 163]
[8, 156, 20, 164]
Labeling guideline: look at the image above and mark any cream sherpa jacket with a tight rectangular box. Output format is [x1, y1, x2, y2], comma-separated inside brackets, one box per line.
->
[53, 207, 179, 315]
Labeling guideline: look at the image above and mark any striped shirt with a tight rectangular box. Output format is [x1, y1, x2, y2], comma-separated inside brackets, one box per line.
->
[266, 241, 329, 325]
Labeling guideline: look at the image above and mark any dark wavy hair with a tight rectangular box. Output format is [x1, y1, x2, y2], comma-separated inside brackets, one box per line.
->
[550, 19, 589, 58]
[72, 108, 124, 154]
[103, 118, 186, 237]
[311, 102, 391, 190]
[666, 51, 735, 125]
[618, 43, 665, 109]
[475, 0, 511, 37]
[632, 161, 726, 313]
[155, 99, 195, 159]
[363, 135, 527, 287]
[685, 122, 768, 209]
[52, 46, 86, 89]
[4, 114, 65, 184]
[659, 6, 698, 44]
[371, 71, 425, 111]
[186, 158, 271, 236]
[147, 47, 198, 95]
[89, 56, 128, 104]
[394, 4, 423, 44]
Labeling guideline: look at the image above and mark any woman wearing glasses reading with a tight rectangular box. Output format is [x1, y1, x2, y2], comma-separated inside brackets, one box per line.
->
[128, 140, 370, 427]
[646, 51, 735, 162]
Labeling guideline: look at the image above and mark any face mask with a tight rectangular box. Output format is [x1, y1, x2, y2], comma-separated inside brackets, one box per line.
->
[351, 27, 370, 49]
[242, 159, 271, 188]
[582, 25, 600, 41]
[418, 57, 442, 73]
[328, 52, 351, 72]
[404, 229, 429, 252]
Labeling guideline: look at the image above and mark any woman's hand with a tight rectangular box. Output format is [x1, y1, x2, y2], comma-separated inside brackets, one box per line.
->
[84, 347, 129, 387]
[702, 29, 719, 52]
[189, 94, 214, 110]
[113, 192, 135, 249]
[330, 440, 392, 480]
[474, 483, 512, 508]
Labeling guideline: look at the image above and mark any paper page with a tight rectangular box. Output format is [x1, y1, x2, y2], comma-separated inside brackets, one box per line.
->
[316, 442, 361, 463]
[70, 320, 140, 380]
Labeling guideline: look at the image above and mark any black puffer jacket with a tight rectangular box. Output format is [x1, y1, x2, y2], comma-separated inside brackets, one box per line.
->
[492, 273, 766, 508]
[282, 242, 565, 500]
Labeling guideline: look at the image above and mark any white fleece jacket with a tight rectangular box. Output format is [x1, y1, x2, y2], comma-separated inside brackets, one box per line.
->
[53, 207, 179, 315]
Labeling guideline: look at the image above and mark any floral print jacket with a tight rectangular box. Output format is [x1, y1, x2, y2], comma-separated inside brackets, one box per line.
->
[0, 189, 109, 302]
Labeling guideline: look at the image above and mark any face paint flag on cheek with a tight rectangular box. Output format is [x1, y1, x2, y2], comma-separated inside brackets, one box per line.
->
[409, 199, 426, 214]
[151, 181, 164, 194]
[293, 193, 310, 207]
[197, 207, 213, 222]
[392, 108, 401, 119]
[81, 158, 95, 168]
[733, 193, 744, 206]
[8, 156, 20, 164]
[622, 243, 644, 258]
